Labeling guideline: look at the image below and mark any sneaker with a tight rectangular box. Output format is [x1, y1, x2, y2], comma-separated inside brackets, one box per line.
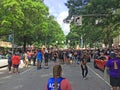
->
[44, 66, 49, 69]
[83, 77, 88, 80]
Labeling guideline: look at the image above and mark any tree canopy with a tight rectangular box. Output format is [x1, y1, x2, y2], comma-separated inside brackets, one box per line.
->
[65, 0, 120, 48]
[0, 0, 65, 51]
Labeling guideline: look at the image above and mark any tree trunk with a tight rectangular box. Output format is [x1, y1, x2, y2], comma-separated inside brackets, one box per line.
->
[108, 37, 113, 49]
[23, 36, 27, 52]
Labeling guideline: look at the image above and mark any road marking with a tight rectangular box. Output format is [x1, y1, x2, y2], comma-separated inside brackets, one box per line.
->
[20, 67, 34, 75]
[88, 66, 112, 89]
[0, 75, 12, 81]
[12, 85, 23, 89]
[41, 73, 52, 78]
[2, 75, 12, 79]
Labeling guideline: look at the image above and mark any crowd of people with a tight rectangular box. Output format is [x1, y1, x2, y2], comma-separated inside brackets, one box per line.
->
[6, 47, 92, 73]
[4, 47, 120, 90]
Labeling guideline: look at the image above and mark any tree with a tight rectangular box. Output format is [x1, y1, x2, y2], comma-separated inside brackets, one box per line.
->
[46, 16, 65, 46]
[0, 0, 65, 51]
[65, 0, 120, 48]
[0, 0, 24, 37]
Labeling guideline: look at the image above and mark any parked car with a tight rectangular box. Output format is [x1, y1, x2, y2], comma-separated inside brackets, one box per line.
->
[0, 54, 8, 59]
[94, 55, 110, 71]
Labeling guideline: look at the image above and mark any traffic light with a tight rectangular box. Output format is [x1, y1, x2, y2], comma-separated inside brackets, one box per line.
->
[74, 16, 82, 25]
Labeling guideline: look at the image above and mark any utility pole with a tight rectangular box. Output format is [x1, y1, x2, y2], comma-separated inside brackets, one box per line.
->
[9, 29, 14, 55]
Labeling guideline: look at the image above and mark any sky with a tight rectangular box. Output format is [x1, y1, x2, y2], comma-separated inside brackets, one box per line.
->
[44, 0, 70, 35]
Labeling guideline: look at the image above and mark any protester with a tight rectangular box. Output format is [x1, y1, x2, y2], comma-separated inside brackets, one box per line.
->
[36, 49, 43, 70]
[33, 51, 37, 66]
[53, 51, 58, 64]
[8, 52, 12, 73]
[44, 49, 49, 69]
[45, 64, 72, 90]
[80, 52, 88, 79]
[12, 53, 21, 73]
[74, 50, 78, 64]
[65, 49, 70, 64]
[105, 52, 120, 90]
[27, 50, 32, 65]
[58, 50, 64, 64]
[23, 51, 29, 68]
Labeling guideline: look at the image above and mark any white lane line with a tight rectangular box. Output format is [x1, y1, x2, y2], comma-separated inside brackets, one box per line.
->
[2, 75, 12, 79]
[88, 66, 112, 88]
[12, 85, 23, 89]
[0, 75, 12, 81]
[41, 73, 52, 78]
[20, 67, 34, 75]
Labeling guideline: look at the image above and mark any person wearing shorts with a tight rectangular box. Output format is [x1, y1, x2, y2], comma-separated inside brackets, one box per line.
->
[105, 52, 120, 90]
[23, 51, 29, 68]
[12, 53, 21, 73]
[36, 49, 43, 70]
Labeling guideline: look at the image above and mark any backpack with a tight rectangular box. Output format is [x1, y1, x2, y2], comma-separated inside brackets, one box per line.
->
[47, 77, 65, 90]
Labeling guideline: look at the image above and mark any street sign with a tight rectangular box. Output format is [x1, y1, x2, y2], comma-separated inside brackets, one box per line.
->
[8, 34, 13, 42]
[74, 16, 82, 26]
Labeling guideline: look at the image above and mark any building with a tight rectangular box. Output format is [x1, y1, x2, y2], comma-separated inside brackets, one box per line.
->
[113, 35, 120, 48]
[0, 41, 12, 48]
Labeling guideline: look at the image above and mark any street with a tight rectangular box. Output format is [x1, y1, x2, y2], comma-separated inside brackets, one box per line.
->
[0, 0, 120, 90]
[0, 60, 111, 90]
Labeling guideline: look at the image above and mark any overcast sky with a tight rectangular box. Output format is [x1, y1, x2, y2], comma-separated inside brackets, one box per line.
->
[44, 0, 70, 35]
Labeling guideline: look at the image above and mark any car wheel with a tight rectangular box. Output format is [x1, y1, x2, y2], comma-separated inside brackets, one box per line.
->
[94, 62, 98, 69]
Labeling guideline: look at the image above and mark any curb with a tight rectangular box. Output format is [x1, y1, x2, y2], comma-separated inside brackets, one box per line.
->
[0, 65, 8, 69]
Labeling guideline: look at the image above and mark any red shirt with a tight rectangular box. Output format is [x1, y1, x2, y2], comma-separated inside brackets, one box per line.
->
[12, 55, 20, 65]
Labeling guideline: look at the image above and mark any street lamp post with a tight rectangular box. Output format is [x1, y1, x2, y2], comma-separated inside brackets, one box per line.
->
[9, 29, 14, 55]
[12, 31, 14, 55]
[81, 36, 83, 48]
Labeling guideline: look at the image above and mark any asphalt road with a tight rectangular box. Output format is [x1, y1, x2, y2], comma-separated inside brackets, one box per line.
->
[0, 60, 112, 90]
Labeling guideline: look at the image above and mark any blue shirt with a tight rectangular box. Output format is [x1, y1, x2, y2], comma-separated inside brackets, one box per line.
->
[36, 52, 42, 60]
[47, 77, 64, 90]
